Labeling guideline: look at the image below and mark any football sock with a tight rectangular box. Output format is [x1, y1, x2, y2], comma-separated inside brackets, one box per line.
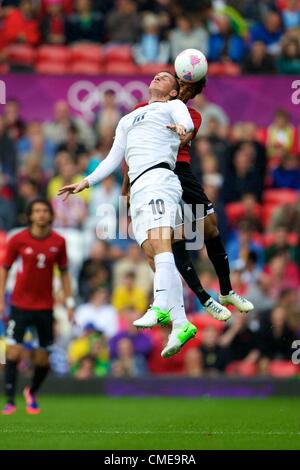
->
[5, 360, 18, 405]
[153, 252, 187, 326]
[30, 366, 49, 395]
[205, 235, 232, 295]
[173, 240, 211, 306]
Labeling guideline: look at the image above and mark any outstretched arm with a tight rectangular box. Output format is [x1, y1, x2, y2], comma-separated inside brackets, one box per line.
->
[58, 121, 126, 200]
[167, 100, 194, 137]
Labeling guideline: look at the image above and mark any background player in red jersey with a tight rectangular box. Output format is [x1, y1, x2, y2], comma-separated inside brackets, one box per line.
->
[0, 199, 74, 415]
[122, 78, 254, 321]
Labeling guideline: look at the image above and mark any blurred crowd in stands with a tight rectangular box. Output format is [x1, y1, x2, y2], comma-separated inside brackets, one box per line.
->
[0, 80, 300, 379]
[0, 0, 300, 75]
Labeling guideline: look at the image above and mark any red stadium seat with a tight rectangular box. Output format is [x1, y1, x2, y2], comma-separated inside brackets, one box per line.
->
[226, 361, 257, 376]
[188, 314, 226, 333]
[263, 189, 299, 205]
[263, 232, 299, 247]
[139, 63, 174, 75]
[70, 61, 104, 75]
[70, 43, 103, 64]
[6, 44, 36, 67]
[208, 62, 241, 76]
[37, 45, 71, 64]
[35, 61, 69, 74]
[0, 63, 9, 74]
[261, 203, 277, 228]
[268, 360, 300, 378]
[104, 45, 133, 63]
[105, 62, 139, 75]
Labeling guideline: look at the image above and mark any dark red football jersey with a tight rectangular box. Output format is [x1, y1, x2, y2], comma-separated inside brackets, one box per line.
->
[134, 101, 202, 163]
[3, 229, 68, 310]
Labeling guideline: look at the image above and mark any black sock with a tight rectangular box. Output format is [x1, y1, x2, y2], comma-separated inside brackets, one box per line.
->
[30, 366, 49, 395]
[205, 235, 232, 295]
[4, 360, 18, 405]
[172, 240, 211, 305]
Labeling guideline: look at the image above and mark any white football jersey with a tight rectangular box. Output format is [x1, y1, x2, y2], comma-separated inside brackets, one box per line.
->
[86, 99, 194, 187]
[113, 100, 194, 182]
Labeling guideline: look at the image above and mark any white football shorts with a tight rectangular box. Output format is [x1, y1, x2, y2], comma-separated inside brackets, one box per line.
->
[129, 168, 182, 246]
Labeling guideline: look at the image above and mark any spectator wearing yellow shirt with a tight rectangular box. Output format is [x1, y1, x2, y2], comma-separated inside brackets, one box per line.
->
[112, 271, 148, 314]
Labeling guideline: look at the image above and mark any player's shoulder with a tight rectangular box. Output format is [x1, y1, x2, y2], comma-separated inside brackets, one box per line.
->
[187, 107, 201, 119]
[49, 230, 66, 245]
[133, 101, 148, 110]
[8, 228, 29, 243]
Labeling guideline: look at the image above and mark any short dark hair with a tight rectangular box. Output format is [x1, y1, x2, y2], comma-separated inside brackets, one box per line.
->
[26, 198, 54, 225]
[189, 77, 207, 98]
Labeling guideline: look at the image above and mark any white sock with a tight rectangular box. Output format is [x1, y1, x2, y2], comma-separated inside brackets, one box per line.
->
[168, 268, 187, 328]
[153, 252, 187, 327]
[153, 252, 174, 311]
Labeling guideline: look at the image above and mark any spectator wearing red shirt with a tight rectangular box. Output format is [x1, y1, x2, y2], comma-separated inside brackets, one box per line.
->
[1, 0, 40, 47]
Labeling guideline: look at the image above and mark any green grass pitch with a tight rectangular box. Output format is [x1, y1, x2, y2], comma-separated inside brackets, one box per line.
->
[0, 396, 300, 450]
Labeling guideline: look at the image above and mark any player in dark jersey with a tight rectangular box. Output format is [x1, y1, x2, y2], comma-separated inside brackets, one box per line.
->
[0, 199, 75, 415]
[122, 78, 254, 321]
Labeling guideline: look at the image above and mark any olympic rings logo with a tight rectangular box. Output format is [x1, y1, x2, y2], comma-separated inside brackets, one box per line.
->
[67, 80, 149, 120]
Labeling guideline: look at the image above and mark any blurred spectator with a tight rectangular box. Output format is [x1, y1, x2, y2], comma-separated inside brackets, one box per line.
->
[17, 120, 57, 174]
[110, 308, 152, 376]
[169, 15, 208, 61]
[281, 0, 300, 30]
[1, 0, 40, 47]
[68, 326, 109, 378]
[271, 151, 300, 189]
[269, 199, 300, 233]
[226, 221, 264, 268]
[265, 108, 298, 157]
[183, 348, 201, 377]
[113, 244, 153, 294]
[2, 99, 26, 142]
[262, 250, 300, 301]
[106, 0, 140, 44]
[242, 41, 276, 74]
[250, 10, 283, 55]
[192, 95, 230, 136]
[198, 326, 228, 375]
[219, 313, 260, 374]
[258, 305, 297, 373]
[208, 14, 247, 63]
[110, 337, 148, 376]
[265, 226, 300, 267]
[112, 271, 148, 314]
[15, 178, 41, 226]
[202, 177, 229, 241]
[40, 0, 66, 45]
[87, 174, 121, 234]
[223, 143, 264, 203]
[40, 0, 73, 15]
[96, 90, 122, 143]
[0, 194, 16, 231]
[240, 251, 262, 286]
[133, 12, 170, 65]
[56, 124, 87, 163]
[276, 37, 300, 74]
[0, 115, 17, 186]
[65, 0, 104, 44]
[75, 288, 119, 338]
[43, 100, 95, 150]
[78, 239, 112, 301]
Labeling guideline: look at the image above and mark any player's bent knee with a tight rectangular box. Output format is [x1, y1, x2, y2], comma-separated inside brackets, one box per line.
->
[6, 344, 23, 362]
[34, 349, 50, 367]
[204, 215, 219, 240]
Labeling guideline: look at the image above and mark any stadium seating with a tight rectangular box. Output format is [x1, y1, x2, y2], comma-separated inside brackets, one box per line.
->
[268, 360, 300, 378]
[263, 189, 299, 205]
[6, 44, 36, 68]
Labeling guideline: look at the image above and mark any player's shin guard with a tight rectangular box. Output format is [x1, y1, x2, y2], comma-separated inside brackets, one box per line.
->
[205, 235, 232, 296]
[153, 252, 176, 311]
[30, 365, 49, 395]
[172, 240, 210, 305]
[168, 265, 188, 327]
[4, 360, 18, 405]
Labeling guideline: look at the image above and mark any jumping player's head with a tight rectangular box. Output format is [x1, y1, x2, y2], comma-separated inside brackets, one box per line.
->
[26, 199, 54, 228]
[148, 72, 180, 101]
[177, 77, 207, 104]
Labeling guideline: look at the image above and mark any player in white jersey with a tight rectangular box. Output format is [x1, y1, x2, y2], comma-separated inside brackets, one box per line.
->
[58, 72, 197, 358]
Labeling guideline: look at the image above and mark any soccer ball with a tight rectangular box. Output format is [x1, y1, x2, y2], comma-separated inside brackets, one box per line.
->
[174, 48, 208, 83]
